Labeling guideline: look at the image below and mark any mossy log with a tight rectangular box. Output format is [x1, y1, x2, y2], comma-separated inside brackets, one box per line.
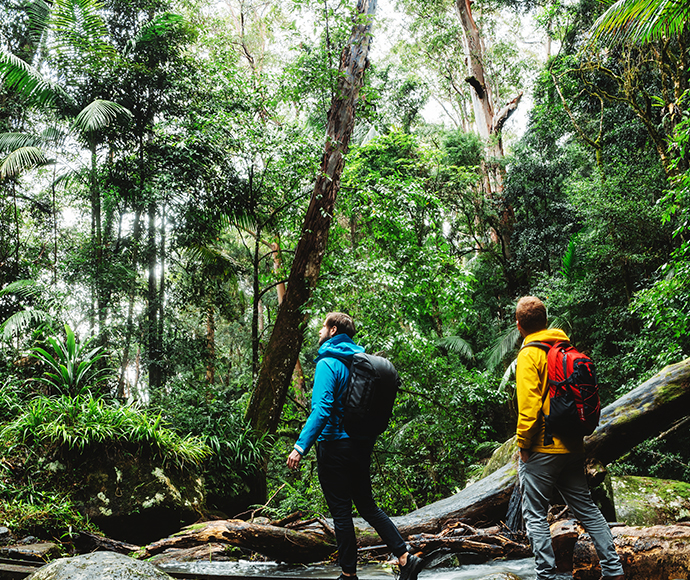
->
[584, 357, 690, 465]
[573, 524, 690, 580]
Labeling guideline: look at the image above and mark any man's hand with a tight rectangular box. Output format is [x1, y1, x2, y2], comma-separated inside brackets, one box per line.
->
[287, 449, 302, 470]
[519, 448, 531, 463]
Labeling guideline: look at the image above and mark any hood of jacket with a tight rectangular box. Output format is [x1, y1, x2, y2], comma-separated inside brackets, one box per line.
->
[316, 333, 365, 362]
[521, 327, 570, 346]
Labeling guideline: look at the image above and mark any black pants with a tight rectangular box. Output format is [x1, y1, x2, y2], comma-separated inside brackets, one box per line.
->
[317, 438, 407, 573]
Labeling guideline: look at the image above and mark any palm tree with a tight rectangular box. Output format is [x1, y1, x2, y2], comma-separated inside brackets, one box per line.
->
[590, 0, 690, 44]
[1, 0, 132, 328]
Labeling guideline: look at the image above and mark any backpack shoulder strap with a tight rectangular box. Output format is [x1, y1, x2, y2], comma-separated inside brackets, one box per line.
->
[322, 353, 353, 368]
[521, 341, 553, 353]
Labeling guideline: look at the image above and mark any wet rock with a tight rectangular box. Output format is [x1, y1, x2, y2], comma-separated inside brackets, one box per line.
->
[26, 551, 173, 579]
[612, 475, 690, 525]
[0, 542, 61, 562]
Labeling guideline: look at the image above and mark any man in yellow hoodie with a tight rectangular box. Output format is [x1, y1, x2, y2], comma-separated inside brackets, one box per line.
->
[515, 296, 624, 580]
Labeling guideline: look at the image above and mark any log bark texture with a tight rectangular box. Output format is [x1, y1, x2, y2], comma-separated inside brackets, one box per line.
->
[584, 357, 690, 465]
[137, 519, 336, 564]
[573, 524, 690, 580]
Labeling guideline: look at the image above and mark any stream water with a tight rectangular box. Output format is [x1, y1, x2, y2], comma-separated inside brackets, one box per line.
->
[157, 557, 575, 580]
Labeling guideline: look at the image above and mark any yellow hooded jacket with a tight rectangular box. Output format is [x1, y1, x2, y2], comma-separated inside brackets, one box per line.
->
[516, 327, 584, 454]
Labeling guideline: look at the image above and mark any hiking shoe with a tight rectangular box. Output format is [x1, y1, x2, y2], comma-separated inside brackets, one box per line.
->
[398, 553, 423, 580]
[337, 574, 358, 580]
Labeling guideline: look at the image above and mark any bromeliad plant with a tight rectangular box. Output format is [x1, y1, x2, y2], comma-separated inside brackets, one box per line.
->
[31, 324, 111, 396]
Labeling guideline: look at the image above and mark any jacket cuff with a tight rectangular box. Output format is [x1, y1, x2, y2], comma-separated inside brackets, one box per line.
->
[294, 444, 305, 455]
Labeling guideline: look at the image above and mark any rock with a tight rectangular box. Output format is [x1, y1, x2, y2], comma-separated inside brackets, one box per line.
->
[612, 475, 690, 526]
[71, 455, 205, 545]
[0, 542, 61, 562]
[26, 551, 174, 580]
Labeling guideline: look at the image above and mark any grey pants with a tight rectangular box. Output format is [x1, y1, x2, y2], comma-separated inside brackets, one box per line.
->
[518, 451, 624, 580]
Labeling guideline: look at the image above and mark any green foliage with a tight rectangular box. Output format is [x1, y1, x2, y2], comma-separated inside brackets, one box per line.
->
[0, 492, 98, 539]
[442, 130, 484, 167]
[152, 379, 271, 513]
[30, 324, 111, 396]
[1, 394, 212, 468]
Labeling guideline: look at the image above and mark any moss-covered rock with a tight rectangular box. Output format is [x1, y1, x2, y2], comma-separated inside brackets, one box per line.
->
[611, 475, 690, 526]
[26, 551, 173, 579]
[71, 453, 205, 545]
[482, 436, 518, 479]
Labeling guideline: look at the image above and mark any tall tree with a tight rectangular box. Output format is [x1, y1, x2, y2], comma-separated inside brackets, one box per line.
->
[246, 0, 378, 435]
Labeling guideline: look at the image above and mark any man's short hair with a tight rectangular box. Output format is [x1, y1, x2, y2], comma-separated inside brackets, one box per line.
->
[324, 312, 356, 338]
[516, 296, 547, 335]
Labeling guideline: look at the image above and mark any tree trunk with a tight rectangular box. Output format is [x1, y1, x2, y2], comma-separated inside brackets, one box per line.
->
[245, 0, 377, 435]
[117, 208, 143, 399]
[147, 200, 162, 391]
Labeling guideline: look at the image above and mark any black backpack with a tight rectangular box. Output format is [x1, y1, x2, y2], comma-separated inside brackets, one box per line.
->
[327, 352, 401, 438]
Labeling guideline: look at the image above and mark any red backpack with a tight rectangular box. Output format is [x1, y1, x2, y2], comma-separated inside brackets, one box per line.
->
[523, 341, 601, 445]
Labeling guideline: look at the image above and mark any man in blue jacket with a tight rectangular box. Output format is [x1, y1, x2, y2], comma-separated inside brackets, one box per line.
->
[287, 312, 422, 580]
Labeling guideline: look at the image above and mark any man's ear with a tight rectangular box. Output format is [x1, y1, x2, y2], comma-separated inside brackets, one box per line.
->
[329, 325, 338, 337]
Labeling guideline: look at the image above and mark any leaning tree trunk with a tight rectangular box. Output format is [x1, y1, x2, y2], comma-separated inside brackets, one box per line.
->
[245, 0, 377, 435]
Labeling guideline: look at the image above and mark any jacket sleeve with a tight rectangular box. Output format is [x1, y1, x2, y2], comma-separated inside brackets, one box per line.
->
[515, 346, 547, 450]
[294, 359, 340, 456]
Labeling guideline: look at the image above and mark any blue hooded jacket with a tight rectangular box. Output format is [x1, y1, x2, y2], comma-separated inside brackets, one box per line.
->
[293, 333, 365, 456]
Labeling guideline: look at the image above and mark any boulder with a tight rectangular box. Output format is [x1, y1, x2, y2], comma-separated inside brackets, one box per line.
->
[26, 551, 173, 579]
[611, 475, 690, 526]
[65, 452, 205, 545]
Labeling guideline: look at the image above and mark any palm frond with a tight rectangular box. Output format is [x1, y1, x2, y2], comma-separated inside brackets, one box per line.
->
[499, 358, 518, 392]
[1, 147, 51, 178]
[49, 0, 115, 57]
[590, 0, 690, 45]
[1, 309, 51, 340]
[559, 234, 578, 281]
[0, 50, 64, 108]
[437, 335, 474, 360]
[0, 133, 44, 154]
[26, 0, 52, 46]
[485, 324, 522, 371]
[0, 279, 42, 299]
[72, 99, 132, 134]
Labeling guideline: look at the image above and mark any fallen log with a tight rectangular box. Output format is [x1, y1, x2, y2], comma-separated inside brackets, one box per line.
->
[137, 358, 690, 565]
[573, 523, 690, 580]
[385, 357, 690, 535]
[584, 358, 690, 465]
[137, 519, 335, 563]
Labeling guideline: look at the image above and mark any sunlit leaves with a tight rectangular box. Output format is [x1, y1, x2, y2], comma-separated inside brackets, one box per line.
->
[1, 394, 212, 467]
[590, 0, 690, 45]
[0, 50, 67, 108]
[71, 99, 132, 133]
[0, 146, 50, 178]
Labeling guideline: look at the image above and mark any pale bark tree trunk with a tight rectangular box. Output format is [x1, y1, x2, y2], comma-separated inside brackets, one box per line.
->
[454, 0, 522, 264]
[246, 0, 378, 435]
